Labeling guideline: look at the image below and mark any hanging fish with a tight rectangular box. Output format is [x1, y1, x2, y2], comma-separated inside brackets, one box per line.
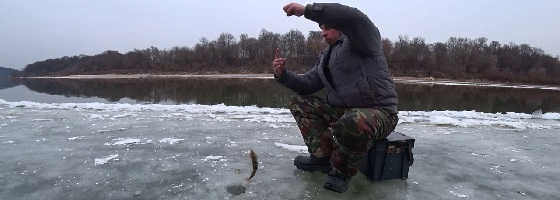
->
[247, 149, 258, 181]
[226, 149, 259, 196]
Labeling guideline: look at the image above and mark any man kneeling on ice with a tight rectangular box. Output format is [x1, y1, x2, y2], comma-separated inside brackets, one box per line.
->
[273, 2, 399, 193]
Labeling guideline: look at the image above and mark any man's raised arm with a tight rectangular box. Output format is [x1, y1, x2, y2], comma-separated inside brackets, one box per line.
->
[296, 3, 382, 56]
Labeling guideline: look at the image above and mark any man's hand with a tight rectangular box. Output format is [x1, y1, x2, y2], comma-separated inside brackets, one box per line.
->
[283, 3, 305, 17]
[272, 48, 286, 77]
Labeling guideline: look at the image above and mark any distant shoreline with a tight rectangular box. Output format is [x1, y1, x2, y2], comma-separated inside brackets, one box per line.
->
[18, 73, 560, 91]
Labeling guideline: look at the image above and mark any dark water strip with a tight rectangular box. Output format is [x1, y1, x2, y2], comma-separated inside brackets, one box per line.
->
[2, 78, 556, 113]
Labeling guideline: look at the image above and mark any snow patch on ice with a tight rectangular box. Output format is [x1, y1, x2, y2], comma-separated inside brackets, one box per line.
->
[68, 136, 87, 141]
[398, 110, 558, 130]
[245, 115, 294, 123]
[111, 113, 135, 119]
[104, 138, 148, 146]
[88, 114, 105, 120]
[490, 165, 506, 174]
[0, 98, 289, 114]
[0, 99, 292, 122]
[113, 138, 141, 145]
[159, 138, 185, 144]
[268, 123, 294, 128]
[1, 99, 559, 130]
[202, 155, 226, 162]
[94, 154, 119, 166]
[274, 142, 308, 153]
[2, 140, 15, 144]
[542, 113, 560, 120]
[449, 190, 468, 198]
[470, 152, 489, 158]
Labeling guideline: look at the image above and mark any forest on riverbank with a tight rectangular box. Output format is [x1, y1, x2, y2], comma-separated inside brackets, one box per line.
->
[21, 29, 560, 84]
[0, 66, 20, 89]
[0, 66, 19, 80]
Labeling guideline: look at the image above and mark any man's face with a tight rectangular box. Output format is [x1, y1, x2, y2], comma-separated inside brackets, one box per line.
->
[320, 25, 341, 45]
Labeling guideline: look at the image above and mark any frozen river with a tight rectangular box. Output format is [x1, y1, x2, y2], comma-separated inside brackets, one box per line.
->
[1, 78, 560, 199]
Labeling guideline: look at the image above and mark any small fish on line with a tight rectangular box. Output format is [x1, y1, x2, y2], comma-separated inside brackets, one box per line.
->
[225, 149, 258, 195]
[247, 149, 258, 181]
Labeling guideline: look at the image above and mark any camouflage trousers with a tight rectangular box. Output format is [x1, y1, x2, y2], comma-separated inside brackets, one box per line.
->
[289, 95, 398, 177]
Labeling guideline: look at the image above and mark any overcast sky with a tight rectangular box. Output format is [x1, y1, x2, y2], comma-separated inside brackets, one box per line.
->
[1, 0, 559, 70]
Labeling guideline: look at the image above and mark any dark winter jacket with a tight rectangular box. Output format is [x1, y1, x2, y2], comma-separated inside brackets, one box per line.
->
[277, 3, 398, 114]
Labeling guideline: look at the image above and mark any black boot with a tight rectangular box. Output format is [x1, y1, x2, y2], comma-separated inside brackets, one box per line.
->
[293, 155, 331, 173]
[323, 170, 352, 193]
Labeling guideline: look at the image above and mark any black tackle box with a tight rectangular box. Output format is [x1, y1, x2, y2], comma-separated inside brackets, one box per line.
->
[359, 131, 415, 181]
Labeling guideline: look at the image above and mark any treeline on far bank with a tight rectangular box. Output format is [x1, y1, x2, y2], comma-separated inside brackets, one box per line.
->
[22, 29, 560, 84]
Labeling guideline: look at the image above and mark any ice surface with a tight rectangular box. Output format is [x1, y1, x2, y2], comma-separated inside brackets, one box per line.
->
[1, 98, 559, 200]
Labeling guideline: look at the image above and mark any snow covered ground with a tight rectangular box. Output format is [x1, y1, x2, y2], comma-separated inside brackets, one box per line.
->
[1, 99, 559, 199]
